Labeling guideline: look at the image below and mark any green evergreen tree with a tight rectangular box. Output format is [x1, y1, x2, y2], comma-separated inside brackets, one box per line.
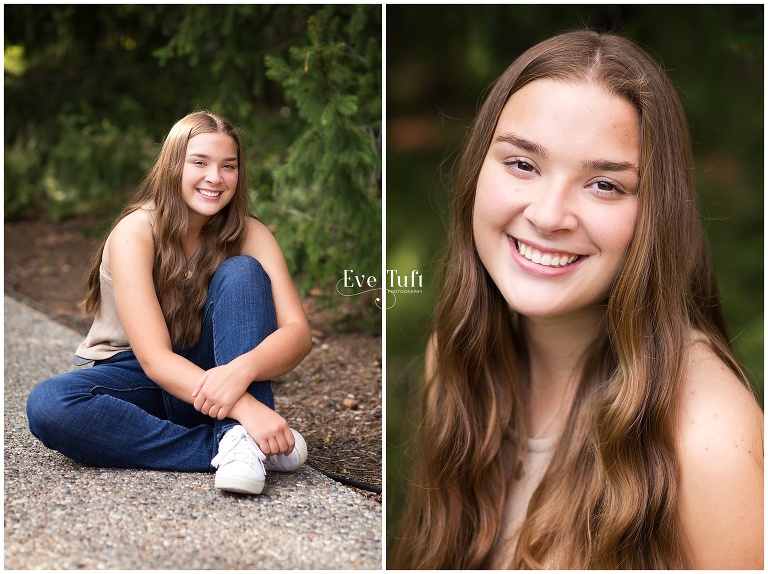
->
[5, 5, 382, 332]
[264, 6, 381, 328]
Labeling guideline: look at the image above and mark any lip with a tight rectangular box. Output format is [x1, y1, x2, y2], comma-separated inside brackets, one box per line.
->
[508, 235, 587, 277]
[196, 188, 224, 200]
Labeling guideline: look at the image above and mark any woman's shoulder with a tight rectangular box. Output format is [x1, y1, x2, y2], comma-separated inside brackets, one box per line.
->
[111, 206, 154, 238]
[241, 216, 280, 253]
[107, 207, 156, 260]
[678, 336, 762, 450]
[243, 215, 270, 237]
[675, 334, 763, 568]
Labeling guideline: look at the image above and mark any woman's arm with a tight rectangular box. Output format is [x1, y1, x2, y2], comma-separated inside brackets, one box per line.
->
[191, 217, 312, 417]
[216, 216, 312, 379]
[109, 210, 303, 455]
[109, 209, 205, 400]
[676, 341, 764, 569]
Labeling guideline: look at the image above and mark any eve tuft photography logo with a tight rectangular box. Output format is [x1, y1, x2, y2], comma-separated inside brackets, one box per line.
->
[336, 269, 423, 309]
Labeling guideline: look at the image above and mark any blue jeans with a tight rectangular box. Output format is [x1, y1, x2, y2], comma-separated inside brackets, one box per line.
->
[26, 256, 277, 472]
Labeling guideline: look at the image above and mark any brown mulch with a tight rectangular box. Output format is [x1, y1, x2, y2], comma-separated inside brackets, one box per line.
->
[4, 217, 382, 502]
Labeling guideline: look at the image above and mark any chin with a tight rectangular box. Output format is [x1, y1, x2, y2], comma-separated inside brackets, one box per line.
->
[511, 306, 569, 318]
[503, 293, 582, 319]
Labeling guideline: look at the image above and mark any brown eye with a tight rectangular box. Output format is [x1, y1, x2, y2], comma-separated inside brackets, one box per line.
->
[504, 159, 536, 173]
[590, 179, 627, 197]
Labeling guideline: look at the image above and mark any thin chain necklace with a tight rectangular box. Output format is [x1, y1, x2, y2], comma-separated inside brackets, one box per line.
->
[185, 244, 202, 280]
[531, 384, 576, 440]
[515, 384, 576, 480]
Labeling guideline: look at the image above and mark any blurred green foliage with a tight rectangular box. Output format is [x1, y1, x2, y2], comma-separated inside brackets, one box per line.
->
[386, 4, 763, 554]
[264, 8, 381, 325]
[4, 5, 381, 329]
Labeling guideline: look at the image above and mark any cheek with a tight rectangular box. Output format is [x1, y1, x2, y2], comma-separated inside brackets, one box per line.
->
[594, 210, 638, 283]
[591, 198, 638, 253]
[472, 184, 495, 247]
[473, 169, 503, 230]
[611, 204, 639, 253]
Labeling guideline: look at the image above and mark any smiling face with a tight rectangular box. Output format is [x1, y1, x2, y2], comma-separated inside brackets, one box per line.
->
[472, 79, 641, 321]
[180, 131, 239, 225]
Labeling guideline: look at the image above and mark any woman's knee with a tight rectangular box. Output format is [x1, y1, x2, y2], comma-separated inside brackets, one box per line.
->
[212, 255, 271, 289]
[26, 370, 103, 442]
[26, 376, 69, 443]
[207, 256, 276, 326]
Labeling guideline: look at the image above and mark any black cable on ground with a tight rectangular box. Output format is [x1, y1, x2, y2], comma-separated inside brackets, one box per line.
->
[307, 462, 382, 495]
[5, 276, 382, 496]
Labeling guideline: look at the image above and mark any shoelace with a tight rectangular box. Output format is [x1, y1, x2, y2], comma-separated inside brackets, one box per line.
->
[211, 428, 267, 474]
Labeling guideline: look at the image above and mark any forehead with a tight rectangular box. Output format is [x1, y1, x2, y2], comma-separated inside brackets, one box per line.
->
[494, 79, 640, 162]
[186, 131, 238, 157]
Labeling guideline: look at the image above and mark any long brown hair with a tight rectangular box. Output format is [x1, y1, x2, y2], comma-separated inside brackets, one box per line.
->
[392, 30, 750, 569]
[81, 111, 250, 350]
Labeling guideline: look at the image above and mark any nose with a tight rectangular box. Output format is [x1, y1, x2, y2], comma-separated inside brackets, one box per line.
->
[523, 180, 578, 234]
[205, 165, 223, 184]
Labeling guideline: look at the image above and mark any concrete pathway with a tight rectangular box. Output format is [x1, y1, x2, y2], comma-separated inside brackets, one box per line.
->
[4, 295, 382, 569]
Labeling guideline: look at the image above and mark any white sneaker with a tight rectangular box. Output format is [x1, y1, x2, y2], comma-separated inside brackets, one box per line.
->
[211, 425, 266, 495]
[264, 428, 308, 472]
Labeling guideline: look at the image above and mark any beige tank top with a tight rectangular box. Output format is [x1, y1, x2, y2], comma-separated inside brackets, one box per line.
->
[487, 434, 559, 568]
[74, 233, 132, 363]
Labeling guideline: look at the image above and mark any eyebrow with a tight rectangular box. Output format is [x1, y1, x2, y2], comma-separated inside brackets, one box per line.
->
[582, 158, 638, 173]
[495, 133, 548, 159]
[187, 153, 238, 162]
[494, 132, 638, 173]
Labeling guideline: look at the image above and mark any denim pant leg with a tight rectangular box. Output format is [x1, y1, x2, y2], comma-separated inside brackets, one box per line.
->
[26, 352, 217, 471]
[26, 255, 278, 471]
[174, 255, 278, 433]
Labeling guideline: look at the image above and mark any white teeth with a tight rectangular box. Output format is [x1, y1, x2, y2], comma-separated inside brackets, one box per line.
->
[516, 240, 579, 268]
[198, 189, 221, 198]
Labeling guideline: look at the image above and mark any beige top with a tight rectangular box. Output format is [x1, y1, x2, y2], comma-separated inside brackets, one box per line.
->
[74, 233, 132, 362]
[487, 434, 559, 569]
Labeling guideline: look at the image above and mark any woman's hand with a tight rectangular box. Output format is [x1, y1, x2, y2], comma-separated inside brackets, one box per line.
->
[229, 394, 295, 456]
[192, 359, 252, 420]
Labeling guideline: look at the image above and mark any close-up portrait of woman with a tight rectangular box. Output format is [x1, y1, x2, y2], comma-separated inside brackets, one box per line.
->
[386, 5, 763, 569]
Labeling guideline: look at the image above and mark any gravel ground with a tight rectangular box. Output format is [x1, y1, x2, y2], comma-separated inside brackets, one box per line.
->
[4, 295, 382, 570]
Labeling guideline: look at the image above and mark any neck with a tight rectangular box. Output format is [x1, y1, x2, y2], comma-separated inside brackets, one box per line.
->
[183, 225, 204, 259]
[522, 309, 603, 390]
[520, 309, 603, 438]
[186, 212, 208, 238]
